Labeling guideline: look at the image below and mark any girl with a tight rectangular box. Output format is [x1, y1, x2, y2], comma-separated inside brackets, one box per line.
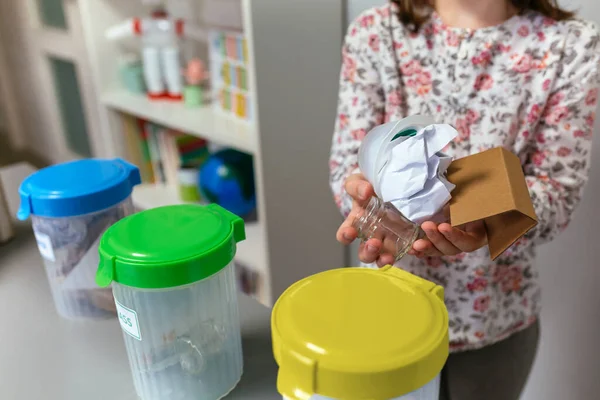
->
[330, 0, 600, 399]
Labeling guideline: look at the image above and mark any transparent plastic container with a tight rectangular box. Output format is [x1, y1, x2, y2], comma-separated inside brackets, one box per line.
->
[112, 264, 242, 400]
[273, 267, 448, 400]
[32, 198, 133, 318]
[17, 158, 140, 319]
[352, 196, 423, 261]
[97, 204, 245, 400]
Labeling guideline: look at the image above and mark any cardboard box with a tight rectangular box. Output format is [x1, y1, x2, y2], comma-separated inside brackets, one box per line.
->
[446, 147, 538, 260]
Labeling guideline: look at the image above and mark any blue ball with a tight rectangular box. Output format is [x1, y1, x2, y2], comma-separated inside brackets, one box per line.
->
[199, 149, 256, 217]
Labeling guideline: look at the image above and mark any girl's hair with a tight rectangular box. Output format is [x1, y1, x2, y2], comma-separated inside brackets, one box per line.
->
[391, 0, 575, 32]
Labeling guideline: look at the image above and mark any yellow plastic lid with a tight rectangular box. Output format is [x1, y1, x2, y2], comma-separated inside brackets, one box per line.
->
[272, 266, 449, 400]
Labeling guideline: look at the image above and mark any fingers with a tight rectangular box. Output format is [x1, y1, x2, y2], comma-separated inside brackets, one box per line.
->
[408, 248, 425, 258]
[344, 174, 374, 207]
[438, 222, 487, 253]
[336, 224, 358, 245]
[412, 238, 442, 257]
[336, 202, 364, 245]
[421, 221, 461, 256]
[376, 253, 396, 268]
[358, 238, 381, 264]
[359, 239, 395, 267]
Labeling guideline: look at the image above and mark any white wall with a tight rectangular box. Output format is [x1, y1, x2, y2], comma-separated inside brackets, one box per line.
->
[345, 1, 600, 399]
[521, 2, 600, 398]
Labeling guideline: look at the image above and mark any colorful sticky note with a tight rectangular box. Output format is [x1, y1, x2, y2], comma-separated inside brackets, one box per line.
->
[235, 93, 246, 118]
[220, 33, 227, 57]
[230, 64, 237, 87]
[222, 62, 231, 86]
[226, 36, 236, 59]
[242, 38, 248, 63]
[238, 67, 247, 90]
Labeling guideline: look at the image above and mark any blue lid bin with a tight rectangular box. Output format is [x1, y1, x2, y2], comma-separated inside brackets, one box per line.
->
[17, 158, 141, 320]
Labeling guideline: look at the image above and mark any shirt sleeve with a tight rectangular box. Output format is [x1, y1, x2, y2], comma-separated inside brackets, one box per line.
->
[329, 12, 386, 218]
[522, 21, 600, 247]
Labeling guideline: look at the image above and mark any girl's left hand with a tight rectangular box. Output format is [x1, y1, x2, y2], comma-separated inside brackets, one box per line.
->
[409, 220, 488, 258]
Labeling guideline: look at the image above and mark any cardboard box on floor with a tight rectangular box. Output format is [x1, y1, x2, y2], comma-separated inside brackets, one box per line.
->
[446, 147, 538, 260]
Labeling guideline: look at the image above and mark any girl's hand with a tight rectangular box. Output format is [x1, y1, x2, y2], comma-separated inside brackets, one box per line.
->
[409, 220, 488, 258]
[335, 174, 397, 267]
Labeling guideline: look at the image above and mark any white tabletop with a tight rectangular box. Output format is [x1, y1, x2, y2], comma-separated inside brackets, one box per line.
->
[0, 224, 280, 400]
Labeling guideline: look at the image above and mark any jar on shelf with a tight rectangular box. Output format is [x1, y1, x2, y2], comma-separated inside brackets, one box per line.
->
[118, 53, 146, 95]
[177, 165, 201, 202]
[352, 196, 424, 262]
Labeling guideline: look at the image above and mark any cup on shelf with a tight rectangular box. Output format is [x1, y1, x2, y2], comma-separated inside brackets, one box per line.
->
[183, 85, 204, 107]
[272, 266, 449, 400]
[119, 53, 147, 95]
[97, 204, 245, 400]
[17, 158, 141, 319]
[178, 165, 201, 202]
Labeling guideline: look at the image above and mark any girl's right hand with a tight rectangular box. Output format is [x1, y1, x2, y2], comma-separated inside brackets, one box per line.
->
[335, 173, 397, 267]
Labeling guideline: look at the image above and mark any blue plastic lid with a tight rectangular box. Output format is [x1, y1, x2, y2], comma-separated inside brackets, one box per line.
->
[17, 158, 141, 220]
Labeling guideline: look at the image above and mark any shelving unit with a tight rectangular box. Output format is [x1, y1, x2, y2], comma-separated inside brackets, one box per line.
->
[79, 0, 346, 306]
[102, 89, 256, 154]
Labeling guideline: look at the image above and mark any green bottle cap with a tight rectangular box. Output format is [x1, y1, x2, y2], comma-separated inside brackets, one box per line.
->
[96, 204, 246, 289]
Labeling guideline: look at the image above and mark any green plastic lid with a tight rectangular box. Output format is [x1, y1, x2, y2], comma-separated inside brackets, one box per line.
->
[96, 204, 246, 289]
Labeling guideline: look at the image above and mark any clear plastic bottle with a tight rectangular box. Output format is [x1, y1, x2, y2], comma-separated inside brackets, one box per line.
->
[352, 197, 423, 261]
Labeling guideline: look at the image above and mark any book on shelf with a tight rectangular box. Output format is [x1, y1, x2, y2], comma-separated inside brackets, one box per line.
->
[136, 118, 156, 183]
[120, 114, 210, 187]
[146, 122, 165, 184]
[158, 129, 180, 188]
[175, 133, 209, 166]
[122, 114, 154, 183]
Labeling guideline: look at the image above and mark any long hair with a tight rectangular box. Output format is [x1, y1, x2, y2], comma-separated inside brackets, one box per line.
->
[391, 0, 575, 32]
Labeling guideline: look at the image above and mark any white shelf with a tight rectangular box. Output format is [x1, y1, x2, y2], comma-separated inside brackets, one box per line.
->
[101, 89, 257, 154]
[131, 183, 266, 272]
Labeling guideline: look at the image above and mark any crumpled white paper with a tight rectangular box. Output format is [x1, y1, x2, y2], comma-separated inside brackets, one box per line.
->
[378, 124, 458, 224]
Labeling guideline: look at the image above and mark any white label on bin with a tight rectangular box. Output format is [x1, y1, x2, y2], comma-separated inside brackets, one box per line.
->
[34, 232, 55, 262]
[115, 300, 142, 341]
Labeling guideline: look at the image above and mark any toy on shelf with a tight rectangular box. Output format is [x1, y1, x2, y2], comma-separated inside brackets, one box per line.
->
[199, 149, 256, 217]
[106, 7, 206, 101]
[182, 58, 208, 107]
[209, 30, 252, 121]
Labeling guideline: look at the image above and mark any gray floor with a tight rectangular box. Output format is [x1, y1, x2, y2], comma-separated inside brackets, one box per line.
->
[0, 222, 281, 400]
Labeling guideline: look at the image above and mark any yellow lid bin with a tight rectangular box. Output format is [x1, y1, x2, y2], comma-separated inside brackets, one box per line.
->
[271, 266, 449, 400]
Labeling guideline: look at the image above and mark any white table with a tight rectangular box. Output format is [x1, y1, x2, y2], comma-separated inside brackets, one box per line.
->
[0, 224, 280, 400]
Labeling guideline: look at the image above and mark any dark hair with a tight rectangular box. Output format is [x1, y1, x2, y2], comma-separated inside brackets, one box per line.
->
[391, 0, 575, 32]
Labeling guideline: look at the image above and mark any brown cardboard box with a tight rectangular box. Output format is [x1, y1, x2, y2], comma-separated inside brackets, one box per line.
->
[446, 147, 538, 260]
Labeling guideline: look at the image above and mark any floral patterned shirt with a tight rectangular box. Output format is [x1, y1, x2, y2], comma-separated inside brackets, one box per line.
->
[330, 3, 600, 351]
